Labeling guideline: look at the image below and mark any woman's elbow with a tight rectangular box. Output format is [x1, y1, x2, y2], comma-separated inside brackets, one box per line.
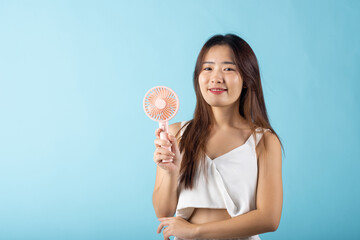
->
[267, 216, 281, 232]
[269, 221, 279, 232]
[262, 211, 281, 232]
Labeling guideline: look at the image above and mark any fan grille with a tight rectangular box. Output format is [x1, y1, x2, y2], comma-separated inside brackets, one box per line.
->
[143, 86, 179, 121]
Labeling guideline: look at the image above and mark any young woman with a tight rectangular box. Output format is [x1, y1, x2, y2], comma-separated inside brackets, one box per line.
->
[152, 34, 283, 240]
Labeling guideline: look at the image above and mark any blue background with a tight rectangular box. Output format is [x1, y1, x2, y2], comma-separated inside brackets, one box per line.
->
[0, 0, 359, 239]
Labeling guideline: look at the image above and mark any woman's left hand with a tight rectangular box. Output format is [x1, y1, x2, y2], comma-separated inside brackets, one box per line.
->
[157, 216, 198, 240]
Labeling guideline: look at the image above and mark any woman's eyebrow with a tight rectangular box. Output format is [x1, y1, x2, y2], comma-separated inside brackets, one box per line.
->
[202, 61, 235, 65]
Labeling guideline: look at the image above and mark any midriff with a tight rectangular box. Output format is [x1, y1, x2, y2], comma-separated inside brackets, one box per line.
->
[187, 208, 232, 224]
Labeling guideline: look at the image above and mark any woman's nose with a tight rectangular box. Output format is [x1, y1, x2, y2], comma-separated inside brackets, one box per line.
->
[211, 71, 224, 83]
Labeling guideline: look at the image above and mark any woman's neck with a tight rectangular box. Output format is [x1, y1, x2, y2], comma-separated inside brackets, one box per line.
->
[211, 105, 248, 130]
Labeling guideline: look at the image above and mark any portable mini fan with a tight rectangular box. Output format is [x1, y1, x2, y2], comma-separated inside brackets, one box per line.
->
[143, 86, 179, 162]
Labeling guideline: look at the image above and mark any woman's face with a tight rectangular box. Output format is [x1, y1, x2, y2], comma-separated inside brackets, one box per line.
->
[198, 45, 244, 108]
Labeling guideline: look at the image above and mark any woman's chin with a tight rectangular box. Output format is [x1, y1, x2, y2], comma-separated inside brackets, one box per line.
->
[208, 102, 231, 108]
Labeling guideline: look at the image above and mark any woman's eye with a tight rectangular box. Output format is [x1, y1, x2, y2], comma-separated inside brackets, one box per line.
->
[203, 67, 212, 71]
[224, 68, 234, 71]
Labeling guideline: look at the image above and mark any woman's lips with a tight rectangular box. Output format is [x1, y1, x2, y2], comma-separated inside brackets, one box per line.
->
[209, 89, 227, 95]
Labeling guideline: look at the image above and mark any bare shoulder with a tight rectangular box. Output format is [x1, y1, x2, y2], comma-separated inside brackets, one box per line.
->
[263, 130, 281, 155]
[257, 130, 282, 160]
[259, 131, 281, 162]
[168, 122, 182, 138]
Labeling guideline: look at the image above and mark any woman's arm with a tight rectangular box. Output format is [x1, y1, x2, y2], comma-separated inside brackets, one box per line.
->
[152, 122, 182, 218]
[194, 131, 283, 238]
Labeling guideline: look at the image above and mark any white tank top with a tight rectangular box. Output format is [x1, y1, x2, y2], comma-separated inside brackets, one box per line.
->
[174, 120, 271, 240]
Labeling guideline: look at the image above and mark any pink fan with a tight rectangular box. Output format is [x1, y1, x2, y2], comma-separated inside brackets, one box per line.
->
[143, 86, 179, 162]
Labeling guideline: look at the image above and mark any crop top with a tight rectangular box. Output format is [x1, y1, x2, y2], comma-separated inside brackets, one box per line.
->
[174, 120, 271, 240]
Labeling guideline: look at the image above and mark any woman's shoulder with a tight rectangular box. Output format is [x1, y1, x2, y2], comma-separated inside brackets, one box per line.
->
[263, 130, 281, 151]
[256, 127, 281, 156]
[169, 120, 191, 137]
[169, 122, 182, 136]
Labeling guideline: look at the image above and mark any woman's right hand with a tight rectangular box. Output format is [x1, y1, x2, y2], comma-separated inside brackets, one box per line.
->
[153, 127, 181, 174]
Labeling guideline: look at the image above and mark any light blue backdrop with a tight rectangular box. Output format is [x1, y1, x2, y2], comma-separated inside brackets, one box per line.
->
[0, 0, 359, 239]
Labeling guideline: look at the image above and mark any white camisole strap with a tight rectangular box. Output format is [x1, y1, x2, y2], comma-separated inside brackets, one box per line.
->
[254, 128, 272, 146]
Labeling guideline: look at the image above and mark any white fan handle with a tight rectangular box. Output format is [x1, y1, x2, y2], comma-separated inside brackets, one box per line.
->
[159, 121, 173, 163]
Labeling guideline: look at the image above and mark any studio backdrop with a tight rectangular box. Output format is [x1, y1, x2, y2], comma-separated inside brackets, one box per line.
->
[0, 0, 359, 239]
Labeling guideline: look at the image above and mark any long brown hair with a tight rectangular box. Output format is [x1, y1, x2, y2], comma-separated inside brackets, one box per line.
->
[176, 34, 284, 190]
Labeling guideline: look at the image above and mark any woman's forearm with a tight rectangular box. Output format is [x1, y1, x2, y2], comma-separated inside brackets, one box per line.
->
[152, 171, 179, 218]
[194, 209, 277, 239]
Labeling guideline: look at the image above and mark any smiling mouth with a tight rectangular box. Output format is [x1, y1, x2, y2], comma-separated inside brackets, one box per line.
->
[209, 89, 227, 94]
[208, 88, 227, 91]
